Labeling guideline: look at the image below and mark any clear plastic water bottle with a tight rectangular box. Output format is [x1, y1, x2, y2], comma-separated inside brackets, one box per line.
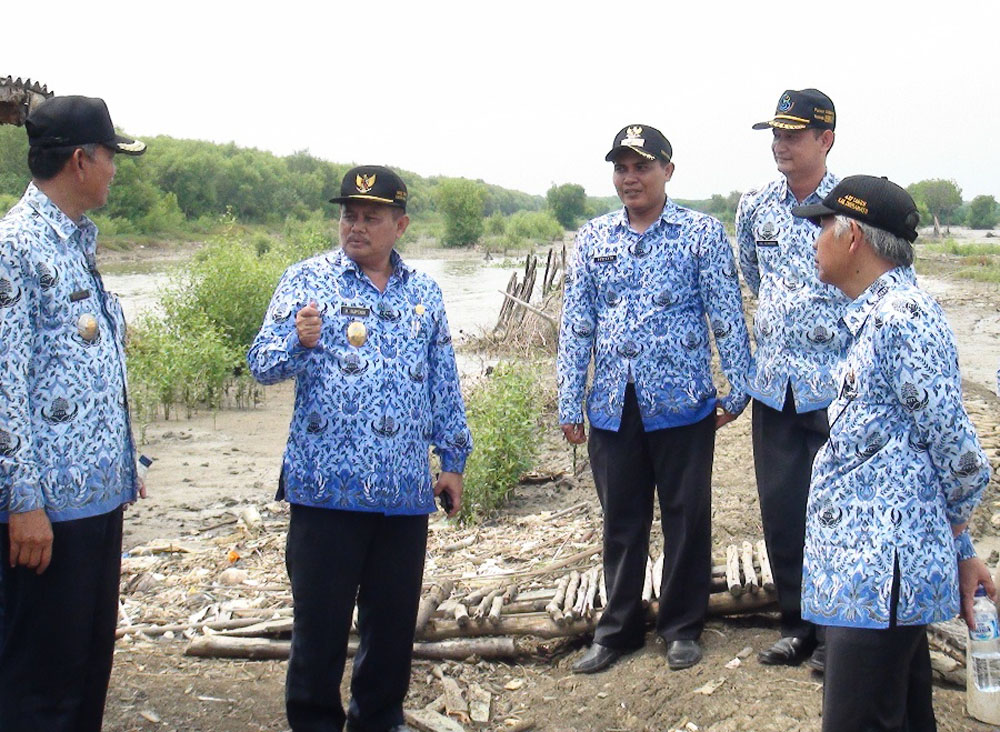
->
[968, 585, 1000, 723]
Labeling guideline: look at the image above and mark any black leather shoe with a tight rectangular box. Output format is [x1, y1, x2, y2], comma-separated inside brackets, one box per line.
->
[758, 636, 814, 666]
[804, 642, 825, 674]
[666, 639, 702, 670]
[572, 642, 622, 674]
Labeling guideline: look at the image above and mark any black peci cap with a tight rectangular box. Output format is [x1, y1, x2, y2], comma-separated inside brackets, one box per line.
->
[329, 165, 408, 211]
[26, 95, 146, 155]
[791, 175, 920, 243]
[605, 124, 672, 163]
[753, 89, 836, 131]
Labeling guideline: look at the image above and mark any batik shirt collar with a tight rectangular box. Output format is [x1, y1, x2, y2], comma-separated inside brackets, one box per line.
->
[332, 247, 413, 284]
[22, 182, 97, 252]
[841, 267, 910, 337]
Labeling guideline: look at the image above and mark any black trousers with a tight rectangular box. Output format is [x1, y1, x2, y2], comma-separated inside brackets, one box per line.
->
[589, 384, 715, 649]
[823, 567, 935, 732]
[285, 504, 428, 732]
[0, 507, 123, 732]
[752, 387, 828, 640]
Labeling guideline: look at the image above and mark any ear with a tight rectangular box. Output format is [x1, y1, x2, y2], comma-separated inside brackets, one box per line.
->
[394, 213, 410, 239]
[820, 129, 835, 153]
[846, 220, 865, 254]
[663, 161, 675, 183]
[70, 148, 88, 180]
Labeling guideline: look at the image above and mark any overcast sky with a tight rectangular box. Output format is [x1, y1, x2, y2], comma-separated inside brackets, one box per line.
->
[6, 1, 998, 203]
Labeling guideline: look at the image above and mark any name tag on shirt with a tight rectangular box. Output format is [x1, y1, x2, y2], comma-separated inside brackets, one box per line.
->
[341, 305, 371, 317]
[756, 240, 779, 247]
[69, 289, 91, 302]
[593, 254, 618, 263]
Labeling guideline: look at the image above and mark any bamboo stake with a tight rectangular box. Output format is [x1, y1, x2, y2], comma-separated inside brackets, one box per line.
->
[416, 581, 454, 634]
[562, 571, 581, 615]
[546, 575, 569, 626]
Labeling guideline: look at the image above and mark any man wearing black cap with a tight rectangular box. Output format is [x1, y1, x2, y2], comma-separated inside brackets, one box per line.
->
[0, 96, 146, 731]
[249, 165, 471, 732]
[736, 89, 848, 670]
[793, 175, 994, 730]
[558, 125, 751, 673]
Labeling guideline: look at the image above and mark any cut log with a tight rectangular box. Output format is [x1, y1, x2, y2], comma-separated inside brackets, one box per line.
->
[583, 567, 600, 619]
[546, 575, 569, 626]
[488, 595, 505, 627]
[115, 616, 266, 640]
[756, 539, 776, 592]
[726, 544, 743, 597]
[740, 541, 759, 594]
[187, 635, 520, 662]
[651, 552, 665, 599]
[641, 556, 653, 608]
[453, 603, 470, 628]
[416, 582, 454, 634]
[562, 571, 581, 615]
[571, 570, 591, 621]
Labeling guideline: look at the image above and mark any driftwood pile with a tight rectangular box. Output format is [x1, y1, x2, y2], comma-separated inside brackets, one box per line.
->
[117, 498, 778, 668]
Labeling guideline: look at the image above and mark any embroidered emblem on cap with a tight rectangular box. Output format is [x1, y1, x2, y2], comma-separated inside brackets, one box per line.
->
[837, 195, 869, 215]
[778, 94, 793, 112]
[624, 126, 645, 147]
[356, 173, 376, 194]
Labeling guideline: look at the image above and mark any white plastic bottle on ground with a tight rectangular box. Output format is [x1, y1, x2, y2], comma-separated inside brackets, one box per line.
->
[967, 585, 1000, 724]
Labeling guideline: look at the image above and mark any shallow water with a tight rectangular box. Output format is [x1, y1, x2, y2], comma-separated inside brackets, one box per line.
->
[101, 254, 523, 355]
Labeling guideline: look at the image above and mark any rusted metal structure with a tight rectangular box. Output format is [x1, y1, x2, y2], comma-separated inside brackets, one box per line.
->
[0, 76, 53, 126]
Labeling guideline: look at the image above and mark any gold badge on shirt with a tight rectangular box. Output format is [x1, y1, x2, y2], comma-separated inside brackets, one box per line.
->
[77, 313, 99, 341]
[347, 320, 367, 347]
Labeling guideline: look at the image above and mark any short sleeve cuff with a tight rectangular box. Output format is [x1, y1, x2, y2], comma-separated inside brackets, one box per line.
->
[955, 529, 976, 561]
[720, 392, 749, 416]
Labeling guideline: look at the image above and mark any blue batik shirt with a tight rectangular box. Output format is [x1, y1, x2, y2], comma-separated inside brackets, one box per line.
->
[247, 248, 471, 515]
[802, 267, 990, 629]
[737, 172, 852, 412]
[0, 183, 138, 522]
[557, 200, 751, 432]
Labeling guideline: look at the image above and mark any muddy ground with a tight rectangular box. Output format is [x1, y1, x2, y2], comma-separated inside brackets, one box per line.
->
[102, 250, 1000, 732]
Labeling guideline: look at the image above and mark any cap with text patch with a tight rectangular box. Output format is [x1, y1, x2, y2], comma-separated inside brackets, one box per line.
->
[329, 165, 408, 211]
[605, 124, 672, 163]
[26, 95, 146, 155]
[753, 89, 836, 131]
[791, 175, 919, 243]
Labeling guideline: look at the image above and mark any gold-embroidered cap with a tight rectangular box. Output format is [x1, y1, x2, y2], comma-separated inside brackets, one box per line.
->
[791, 175, 919, 243]
[605, 124, 672, 163]
[753, 89, 836, 131]
[329, 165, 408, 211]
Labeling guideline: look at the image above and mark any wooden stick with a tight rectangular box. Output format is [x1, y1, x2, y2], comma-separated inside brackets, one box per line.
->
[726, 544, 743, 597]
[475, 589, 503, 623]
[116, 616, 266, 640]
[756, 539, 776, 592]
[598, 567, 608, 609]
[740, 541, 759, 595]
[582, 566, 600, 619]
[496, 290, 558, 325]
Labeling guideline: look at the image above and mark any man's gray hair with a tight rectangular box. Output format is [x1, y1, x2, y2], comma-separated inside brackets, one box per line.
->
[834, 215, 913, 267]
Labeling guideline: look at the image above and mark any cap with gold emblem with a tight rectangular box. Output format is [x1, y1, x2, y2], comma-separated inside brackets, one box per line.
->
[26, 95, 146, 155]
[752, 89, 836, 131]
[329, 165, 408, 211]
[791, 175, 919, 243]
[605, 124, 672, 163]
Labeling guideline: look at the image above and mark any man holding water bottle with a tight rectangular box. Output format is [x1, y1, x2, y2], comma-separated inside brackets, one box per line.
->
[248, 165, 471, 732]
[793, 175, 995, 731]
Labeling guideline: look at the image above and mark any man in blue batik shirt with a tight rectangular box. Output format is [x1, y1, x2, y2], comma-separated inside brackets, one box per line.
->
[248, 165, 471, 732]
[558, 125, 751, 674]
[737, 89, 849, 671]
[794, 175, 994, 731]
[0, 96, 146, 732]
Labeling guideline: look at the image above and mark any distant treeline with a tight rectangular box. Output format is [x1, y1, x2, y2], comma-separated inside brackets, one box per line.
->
[0, 127, 549, 236]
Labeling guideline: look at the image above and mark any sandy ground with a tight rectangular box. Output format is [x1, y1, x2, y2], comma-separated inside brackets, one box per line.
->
[102, 259, 1000, 732]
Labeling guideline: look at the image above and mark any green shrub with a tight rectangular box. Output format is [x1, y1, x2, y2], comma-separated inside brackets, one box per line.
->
[458, 362, 542, 524]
